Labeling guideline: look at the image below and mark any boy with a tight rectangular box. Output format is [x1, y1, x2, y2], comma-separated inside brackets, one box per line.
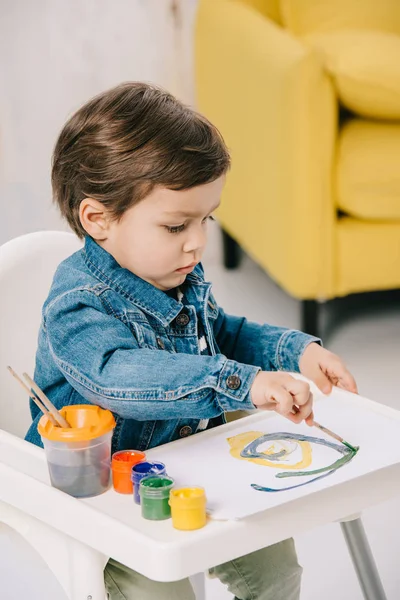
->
[26, 82, 357, 600]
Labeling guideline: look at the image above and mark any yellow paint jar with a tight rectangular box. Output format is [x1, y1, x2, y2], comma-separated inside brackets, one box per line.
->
[169, 487, 207, 531]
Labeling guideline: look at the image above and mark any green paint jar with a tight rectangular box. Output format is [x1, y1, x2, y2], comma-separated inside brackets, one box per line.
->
[139, 475, 175, 520]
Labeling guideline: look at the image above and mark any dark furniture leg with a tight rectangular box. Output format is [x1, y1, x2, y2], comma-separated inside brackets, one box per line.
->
[302, 300, 320, 337]
[222, 229, 241, 269]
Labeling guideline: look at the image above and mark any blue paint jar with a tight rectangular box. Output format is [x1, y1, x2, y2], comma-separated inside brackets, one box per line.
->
[131, 461, 166, 504]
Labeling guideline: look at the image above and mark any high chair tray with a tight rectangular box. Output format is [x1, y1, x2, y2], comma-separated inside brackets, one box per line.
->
[1, 385, 400, 582]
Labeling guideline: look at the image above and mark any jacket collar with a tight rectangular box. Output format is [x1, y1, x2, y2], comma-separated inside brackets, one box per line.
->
[83, 236, 205, 326]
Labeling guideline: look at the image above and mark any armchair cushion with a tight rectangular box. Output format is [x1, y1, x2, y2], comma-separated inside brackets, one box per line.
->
[240, 0, 282, 24]
[337, 120, 400, 221]
[280, 0, 400, 36]
[304, 30, 400, 120]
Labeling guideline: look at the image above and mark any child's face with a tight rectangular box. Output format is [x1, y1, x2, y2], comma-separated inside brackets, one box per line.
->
[101, 176, 225, 290]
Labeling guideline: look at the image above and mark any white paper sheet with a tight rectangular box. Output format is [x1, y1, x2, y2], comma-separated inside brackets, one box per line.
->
[148, 395, 400, 520]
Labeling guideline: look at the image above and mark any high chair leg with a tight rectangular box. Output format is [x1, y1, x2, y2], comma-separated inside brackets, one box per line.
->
[340, 517, 387, 600]
[0, 499, 108, 599]
[190, 572, 206, 600]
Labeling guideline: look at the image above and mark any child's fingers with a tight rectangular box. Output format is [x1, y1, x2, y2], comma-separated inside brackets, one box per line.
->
[288, 392, 313, 424]
[286, 411, 304, 425]
[308, 366, 332, 395]
[337, 370, 358, 393]
[305, 410, 314, 426]
[286, 403, 312, 425]
[268, 386, 297, 419]
[325, 362, 358, 394]
[295, 392, 313, 422]
[275, 377, 313, 424]
[284, 377, 311, 406]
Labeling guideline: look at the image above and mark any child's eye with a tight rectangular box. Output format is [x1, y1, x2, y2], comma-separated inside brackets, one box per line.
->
[165, 224, 185, 234]
[165, 216, 215, 234]
[202, 215, 216, 224]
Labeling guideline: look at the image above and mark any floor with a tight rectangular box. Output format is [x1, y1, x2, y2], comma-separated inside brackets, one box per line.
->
[203, 223, 400, 600]
[2, 221, 400, 599]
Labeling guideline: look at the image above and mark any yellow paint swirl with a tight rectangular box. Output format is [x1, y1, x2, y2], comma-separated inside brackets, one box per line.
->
[227, 431, 312, 470]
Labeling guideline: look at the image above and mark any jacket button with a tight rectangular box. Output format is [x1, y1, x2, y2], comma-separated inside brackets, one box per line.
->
[176, 313, 190, 327]
[226, 375, 241, 390]
[179, 425, 192, 437]
[156, 337, 165, 350]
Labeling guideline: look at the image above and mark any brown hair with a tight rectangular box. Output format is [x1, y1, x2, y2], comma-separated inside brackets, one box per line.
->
[52, 82, 230, 238]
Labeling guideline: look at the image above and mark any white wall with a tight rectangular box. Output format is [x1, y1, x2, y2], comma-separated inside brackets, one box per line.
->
[0, 3, 199, 598]
[0, 0, 198, 245]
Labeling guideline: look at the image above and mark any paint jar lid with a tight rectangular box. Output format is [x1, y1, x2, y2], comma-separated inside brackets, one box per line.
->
[112, 450, 146, 473]
[131, 461, 166, 482]
[139, 475, 174, 499]
[38, 405, 115, 442]
[169, 487, 206, 510]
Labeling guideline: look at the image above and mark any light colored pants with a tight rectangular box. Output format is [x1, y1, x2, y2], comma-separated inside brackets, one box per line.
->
[104, 538, 302, 600]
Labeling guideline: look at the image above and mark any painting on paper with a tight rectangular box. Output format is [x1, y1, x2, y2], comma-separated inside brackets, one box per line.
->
[228, 430, 358, 493]
[147, 394, 400, 520]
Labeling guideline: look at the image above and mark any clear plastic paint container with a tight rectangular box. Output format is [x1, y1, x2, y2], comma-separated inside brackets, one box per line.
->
[139, 475, 175, 520]
[169, 487, 207, 530]
[131, 461, 166, 504]
[111, 450, 146, 494]
[38, 405, 115, 498]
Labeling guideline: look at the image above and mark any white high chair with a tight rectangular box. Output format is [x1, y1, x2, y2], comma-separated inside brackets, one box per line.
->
[0, 231, 103, 598]
[0, 231, 390, 600]
[0, 231, 82, 437]
[0, 231, 206, 600]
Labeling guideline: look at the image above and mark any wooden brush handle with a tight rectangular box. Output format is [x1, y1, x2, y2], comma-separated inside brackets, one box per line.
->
[23, 373, 71, 428]
[7, 366, 59, 426]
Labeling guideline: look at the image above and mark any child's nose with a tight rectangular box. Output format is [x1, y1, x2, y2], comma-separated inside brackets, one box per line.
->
[183, 226, 206, 254]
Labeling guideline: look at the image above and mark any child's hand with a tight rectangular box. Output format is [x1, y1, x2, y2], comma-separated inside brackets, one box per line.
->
[250, 372, 313, 425]
[299, 343, 358, 395]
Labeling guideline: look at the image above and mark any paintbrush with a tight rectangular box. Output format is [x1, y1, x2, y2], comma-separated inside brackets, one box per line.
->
[313, 420, 359, 452]
[22, 372, 71, 428]
[7, 366, 59, 426]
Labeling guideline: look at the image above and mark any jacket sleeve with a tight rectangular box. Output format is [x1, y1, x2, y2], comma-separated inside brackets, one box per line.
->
[213, 306, 321, 372]
[43, 289, 260, 420]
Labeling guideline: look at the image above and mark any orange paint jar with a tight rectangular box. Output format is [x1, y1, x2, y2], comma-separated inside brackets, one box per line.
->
[111, 450, 146, 494]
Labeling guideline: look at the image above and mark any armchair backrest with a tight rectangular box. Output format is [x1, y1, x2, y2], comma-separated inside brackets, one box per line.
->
[280, 0, 400, 36]
[230, 1, 400, 35]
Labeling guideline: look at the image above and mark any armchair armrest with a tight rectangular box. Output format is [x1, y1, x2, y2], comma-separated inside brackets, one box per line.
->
[195, 0, 337, 299]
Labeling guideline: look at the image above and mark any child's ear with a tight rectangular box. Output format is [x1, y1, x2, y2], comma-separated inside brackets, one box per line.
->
[79, 198, 110, 240]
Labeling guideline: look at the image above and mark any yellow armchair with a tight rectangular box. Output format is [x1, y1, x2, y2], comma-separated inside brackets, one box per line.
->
[195, 0, 400, 335]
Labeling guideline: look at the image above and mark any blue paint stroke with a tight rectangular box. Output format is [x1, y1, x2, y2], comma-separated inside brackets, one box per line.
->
[239, 432, 358, 493]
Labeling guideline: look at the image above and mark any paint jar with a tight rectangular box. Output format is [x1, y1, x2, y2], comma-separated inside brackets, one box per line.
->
[111, 450, 146, 494]
[38, 405, 115, 498]
[169, 487, 207, 530]
[131, 461, 166, 504]
[139, 475, 175, 520]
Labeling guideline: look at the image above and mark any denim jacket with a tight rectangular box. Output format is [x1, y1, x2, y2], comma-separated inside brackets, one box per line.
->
[25, 236, 319, 453]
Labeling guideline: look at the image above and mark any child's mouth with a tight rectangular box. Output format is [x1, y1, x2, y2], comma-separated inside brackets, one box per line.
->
[175, 263, 197, 273]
